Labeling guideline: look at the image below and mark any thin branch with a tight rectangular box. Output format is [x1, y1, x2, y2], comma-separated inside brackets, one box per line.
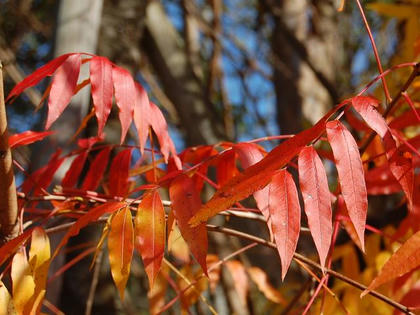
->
[85, 248, 103, 315]
[0, 61, 18, 245]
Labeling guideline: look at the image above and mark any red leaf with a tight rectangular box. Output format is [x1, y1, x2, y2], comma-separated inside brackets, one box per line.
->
[133, 83, 150, 154]
[394, 281, 420, 315]
[53, 202, 125, 258]
[108, 207, 134, 300]
[389, 109, 420, 130]
[352, 96, 387, 138]
[149, 102, 180, 168]
[216, 150, 238, 187]
[363, 230, 420, 296]
[269, 169, 300, 280]
[21, 150, 64, 195]
[6, 53, 73, 103]
[326, 120, 367, 250]
[61, 151, 88, 188]
[189, 105, 342, 227]
[108, 148, 132, 197]
[112, 66, 135, 143]
[90, 56, 113, 136]
[234, 143, 271, 226]
[135, 191, 165, 288]
[9, 131, 54, 148]
[298, 146, 332, 268]
[0, 229, 33, 266]
[81, 147, 112, 191]
[46, 54, 81, 129]
[169, 175, 208, 274]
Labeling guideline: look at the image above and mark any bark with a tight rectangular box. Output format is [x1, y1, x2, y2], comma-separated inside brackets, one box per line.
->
[0, 61, 18, 245]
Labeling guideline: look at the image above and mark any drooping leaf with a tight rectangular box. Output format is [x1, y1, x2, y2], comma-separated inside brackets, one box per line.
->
[147, 263, 169, 315]
[90, 56, 114, 136]
[216, 150, 238, 187]
[326, 120, 367, 250]
[363, 230, 420, 296]
[352, 96, 387, 138]
[61, 151, 88, 188]
[225, 260, 248, 307]
[108, 207, 134, 300]
[112, 66, 135, 143]
[6, 53, 73, 103]
[298, 146, 332, 268]
[0, 281, 16, 315]
[11, 251, 35, 314]
[46, 54, 81, 129]
[28, 227, 50, 307]
[169, 174, 208, 274]
[248, 266, 286, 304]
[0, 229, 33, 266]
[108, 148, 132, 197]
[269, 169, 301, 279]
[189, 106, 341, 226]
[81, 146, 112, 191]
[133, 83, 151, 154]
[8, 131, 54, 149]
[135, 191, 165, 288]
[149, 102, 181, 169]
[53, 202, 125, 258]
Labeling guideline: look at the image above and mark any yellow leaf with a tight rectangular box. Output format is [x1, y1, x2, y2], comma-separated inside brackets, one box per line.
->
[168, 224, 190, 264]
[11, 251, 35, 314]
[108, 207, 134, 300]
[29, 227, 50, 299]
[0, 281, 16, 315]
[248, 266, 286, 304]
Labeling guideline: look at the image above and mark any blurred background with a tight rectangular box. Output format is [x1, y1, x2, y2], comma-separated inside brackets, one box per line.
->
[0, 0, 418, 314]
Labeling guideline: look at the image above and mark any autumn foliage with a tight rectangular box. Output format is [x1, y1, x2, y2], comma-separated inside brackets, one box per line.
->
[0, 6, 420, 315]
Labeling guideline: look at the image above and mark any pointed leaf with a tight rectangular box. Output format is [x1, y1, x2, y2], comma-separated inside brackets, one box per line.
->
[28, 227, 50, 304]
[108, 207, 134, 300]
[90, 56, 114, 136]
[9, 131, 54, 148]
[133, 83, 151, 154]
[189, 106, 341, 226]
[61, 151, 88, 188]
[216, 150, 238, 187]
[0, 281, 17, 315]
[225, 260, 248, 306]
[352, 96, 387, 138]
[81, 146, 112, 191]
[269, 169, 301, 279]
[169, 175, 208, 274]
[53, 202, 125, 258]
[0, 229, 33, 266]
[363, 230, 420, 295]
[248, 266, 286, 304]
[327, 120, 367, 250]
[108, 148, 132, 197]
[11, 251, 35, 314]
[298, 146, 332, 268]
[6, 53, 73, 103]
[135, 191, 165, 288]
[112, 66, 135, 143]
[46, 54, 81, 129]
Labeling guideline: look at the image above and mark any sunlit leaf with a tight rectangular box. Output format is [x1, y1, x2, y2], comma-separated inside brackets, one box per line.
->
[11, 251, 35, 314]
[108, 207, 134, 300]
[135, 191, 165, 288]
[298, 146, 332, 268]
[327, 120, 367, 249]
[269, 169, 301, 279]
[8, 131, 54, 149]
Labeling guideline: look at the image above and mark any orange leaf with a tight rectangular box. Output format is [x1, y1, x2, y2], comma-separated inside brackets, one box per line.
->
[169, 175, 208, 274]
[29, 227, 50, 304]
[327, 120, 367, 250]
[108, 207, 134, 300]
[225, 260, 248, 307]
[135, 191, 165, 288]
[189, 106, 341, 227]
[298, 146, 332, 268]
[11, 251, 35, 314]
[363, 230, 420, 296]
[248, 266, 286, 304]
[269, 169, 301, 279]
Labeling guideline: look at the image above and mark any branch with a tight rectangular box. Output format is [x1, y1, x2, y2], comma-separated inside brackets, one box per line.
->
[0, 61, 18, 245]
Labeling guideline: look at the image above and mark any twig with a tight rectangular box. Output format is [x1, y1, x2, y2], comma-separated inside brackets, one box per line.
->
[206, 225, 416, 315]
[0, 61, 18, 245]
[359, 63, 420, 154]
[85, 248, 103, 315]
